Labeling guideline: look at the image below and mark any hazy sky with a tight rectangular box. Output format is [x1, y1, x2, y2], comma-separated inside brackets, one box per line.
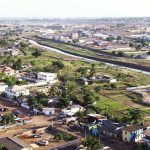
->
[0, 0, 150, 18]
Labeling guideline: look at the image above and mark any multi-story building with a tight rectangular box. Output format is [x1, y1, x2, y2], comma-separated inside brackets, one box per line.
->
[122, 125, 148, 143]
[37, 72, 58, 84]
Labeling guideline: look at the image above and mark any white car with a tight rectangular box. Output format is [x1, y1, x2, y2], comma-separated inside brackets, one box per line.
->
[38, 139, 49, 146]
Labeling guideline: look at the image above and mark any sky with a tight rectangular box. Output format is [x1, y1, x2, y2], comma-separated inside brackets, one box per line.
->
[0, 0, 150, 18]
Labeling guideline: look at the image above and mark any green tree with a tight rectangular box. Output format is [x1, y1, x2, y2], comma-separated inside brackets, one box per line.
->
[51, 61, 65, 72]
[0, 72, 6, 81]
[77, 67, 88, 77]
[4, 76, 16, 86]
[82, 136, 103, 150]
[83, 89, 98, 105]
[3, 56, 15, 66]
[59, 97, 70, 108]
[110, 83, 117, 89]
[106, 36, 115, 41]
[117, 51, 125, 57]
[0, 39, 8, 47]
[49, 84, 60, 97]
[12, 58, 22, 70]
[117, 36, 122, 41]
[75, 111, 85, 124]
[2, 113, 16, 126]
[135, 44, 142, 51]
[90, 64, 96, 77]
[0, 144, 4, 150]
[129, 42, 134, 48]
[32, 49, 41, 57]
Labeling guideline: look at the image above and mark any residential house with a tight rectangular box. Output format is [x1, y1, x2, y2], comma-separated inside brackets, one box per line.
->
[143, 128, 150, 147]
[0, 137, 32, 150]
[87, 114, 107, 123]
[37, 72, 58, 84]
[70, 32, 79, 39]
[99, 75, 117, 83]
[98, 120, 124, 138]
[0, 82, 8, 93]
[42, 107, 55, 116]
[122, 125, 148, 143]
[61, 105, 85, 116]
[82, 114, 107, 136]
[1, 67, 15, 76]
[5, 85, 30, 98]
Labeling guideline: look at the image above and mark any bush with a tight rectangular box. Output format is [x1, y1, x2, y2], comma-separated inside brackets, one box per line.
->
[54, 133, 74, 141]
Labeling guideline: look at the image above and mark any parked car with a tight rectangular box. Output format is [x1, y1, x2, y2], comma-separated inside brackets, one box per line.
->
[38, 139, 49, 146]
[33, 134, 42, 138]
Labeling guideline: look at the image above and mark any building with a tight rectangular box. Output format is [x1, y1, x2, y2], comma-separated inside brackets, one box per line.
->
[87, 114, 107, 123]
[1, 67, 15, 76]
[0, 137, 32, 150]
[37, 72, 58, 84]
[70, 32, 79, 39]
[146, 27, 150, 33]
[98, 120, 124, 138]
[122, 125, 148, 143]
[61, 105, 85, 116]
[42, 107, 55, 116]
[5, 85, 30, 98]
[143, 128, 150, 148]
[0, 82, 8, 93]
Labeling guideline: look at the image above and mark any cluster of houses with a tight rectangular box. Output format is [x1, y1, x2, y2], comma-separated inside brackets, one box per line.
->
[0, 66, 150, 148]
[0, 66, 58, 115]
[62, 107, 150, 147]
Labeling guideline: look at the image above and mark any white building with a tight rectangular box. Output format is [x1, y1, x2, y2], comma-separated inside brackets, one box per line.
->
[42, 107, 55, 116]
[5, 85, 30, 98]
[37, 72, 58, 84]
[0, 82, 8, 93]
[61, 105, 85, 116]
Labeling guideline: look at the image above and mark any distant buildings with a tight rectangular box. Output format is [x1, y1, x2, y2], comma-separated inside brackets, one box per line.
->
[70, 32, 79, 39]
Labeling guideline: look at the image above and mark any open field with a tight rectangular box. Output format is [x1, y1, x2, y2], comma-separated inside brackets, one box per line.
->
[31, 36, 150, 68]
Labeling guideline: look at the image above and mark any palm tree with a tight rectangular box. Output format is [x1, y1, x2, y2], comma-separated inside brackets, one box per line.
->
[82, 136, 103, 150]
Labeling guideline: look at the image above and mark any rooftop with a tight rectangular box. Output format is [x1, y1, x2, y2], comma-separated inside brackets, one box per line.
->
[87, 114, 107, 120]
[37, 72, 57, 76]
[0, 137, 32, 150]
[8, 85, 27, 92]
[123, 125, 146, 132]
